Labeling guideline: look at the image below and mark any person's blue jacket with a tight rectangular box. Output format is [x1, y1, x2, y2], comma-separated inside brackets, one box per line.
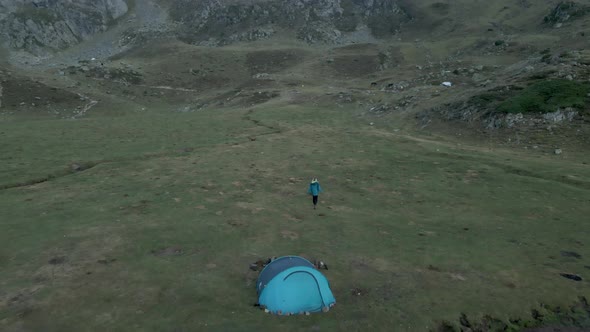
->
[308, 182, 322, 196]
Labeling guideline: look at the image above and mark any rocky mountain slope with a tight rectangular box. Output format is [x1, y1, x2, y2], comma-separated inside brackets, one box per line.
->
[3, 0, 589, 52]
[0, 0, 128, 55]
[166, 0, 412, 45]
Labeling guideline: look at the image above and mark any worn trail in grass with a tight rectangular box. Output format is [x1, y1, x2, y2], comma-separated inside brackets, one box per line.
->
[1, 103, 589, 331]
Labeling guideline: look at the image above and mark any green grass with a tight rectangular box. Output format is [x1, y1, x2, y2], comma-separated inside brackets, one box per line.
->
[1, 100, 590, 331]
[498, 80, 590, 114]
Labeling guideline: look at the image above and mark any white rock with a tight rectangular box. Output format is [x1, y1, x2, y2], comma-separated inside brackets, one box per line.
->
[441, 82, 452, 87]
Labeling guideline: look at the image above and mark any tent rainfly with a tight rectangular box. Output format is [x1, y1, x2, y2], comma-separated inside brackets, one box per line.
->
[256, 256, 336, 315]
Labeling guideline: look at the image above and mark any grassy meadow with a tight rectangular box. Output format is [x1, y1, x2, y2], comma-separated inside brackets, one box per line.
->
[1, 98, 590, 331]
[2, 1, 590, 328]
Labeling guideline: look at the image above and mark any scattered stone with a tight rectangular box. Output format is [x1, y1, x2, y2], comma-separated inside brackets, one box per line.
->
[451, 273, 467, 281]
[555, 149, 563, 155]
[97, 258, 117, 265]
[177, 106, 193, 113]
[252, 73, 271, 79]
[70, 163, 83, 172]
[543, 109, 578, 123]
[560, 273, 582, 281]
[313, 260, 328, 270]
[441, 81, 452, 87]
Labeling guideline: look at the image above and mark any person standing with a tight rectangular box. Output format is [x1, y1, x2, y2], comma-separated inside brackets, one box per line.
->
[308, 178, 322, 209]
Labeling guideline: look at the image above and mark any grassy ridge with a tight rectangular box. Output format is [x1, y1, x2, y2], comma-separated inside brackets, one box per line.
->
[498, 80, 590, 114]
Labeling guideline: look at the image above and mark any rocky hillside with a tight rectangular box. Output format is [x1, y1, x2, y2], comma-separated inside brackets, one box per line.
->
[3, 0, 589, 54]
[0, 0, 129, 55]
[167, 0, 412, 45]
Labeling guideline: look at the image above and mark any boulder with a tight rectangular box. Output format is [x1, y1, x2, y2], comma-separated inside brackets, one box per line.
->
[543, 109, 578, 123]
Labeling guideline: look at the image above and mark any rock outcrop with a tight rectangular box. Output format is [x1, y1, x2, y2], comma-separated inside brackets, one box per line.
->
[0, 0, 128, 55]
[544, 1, 590, 25]
[169, 0, 412, 45]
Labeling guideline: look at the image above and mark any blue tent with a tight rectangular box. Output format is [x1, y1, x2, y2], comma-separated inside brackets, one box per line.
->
[257, 256, 336, 315]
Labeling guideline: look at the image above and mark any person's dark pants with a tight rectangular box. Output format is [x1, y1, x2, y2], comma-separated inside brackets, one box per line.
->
[312, 195, 318, 206]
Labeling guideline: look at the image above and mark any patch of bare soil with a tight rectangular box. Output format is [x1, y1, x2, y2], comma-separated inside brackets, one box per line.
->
[327, 54, 380, 78]
[151, 246, 183, 256]
[245, 49, 307, 75]
[5, 291, 35, 319]
[0, 73, 84, 114]
[48, 256, 67, 265]
[350, 287, 369, 297]
[120, 199, 151, 215]
[280, 230, 299, 240]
